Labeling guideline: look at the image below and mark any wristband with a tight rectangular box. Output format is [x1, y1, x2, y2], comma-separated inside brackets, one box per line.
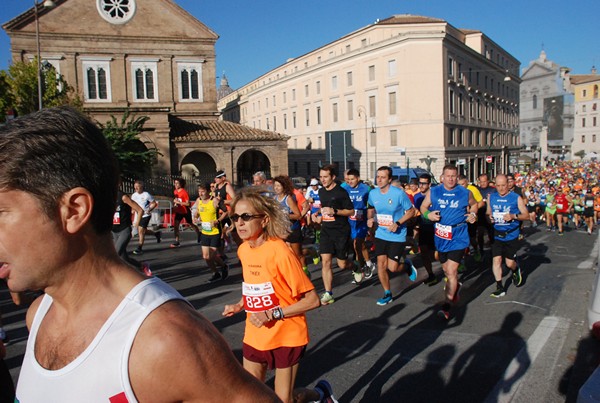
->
[423, 210, 430, 220]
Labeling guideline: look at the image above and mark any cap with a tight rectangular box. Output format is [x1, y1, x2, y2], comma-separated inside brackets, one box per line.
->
[215, 170, 226, 178]
[310, 179, 319, 185]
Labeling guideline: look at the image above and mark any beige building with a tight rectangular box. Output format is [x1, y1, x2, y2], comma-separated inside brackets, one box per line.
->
[3, 0, 288, 184]
[570, 73, 600, 157]
[219, 15, 521, 181]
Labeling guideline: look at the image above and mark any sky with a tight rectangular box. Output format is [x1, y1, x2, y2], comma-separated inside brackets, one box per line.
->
[1, 0, 599, 89]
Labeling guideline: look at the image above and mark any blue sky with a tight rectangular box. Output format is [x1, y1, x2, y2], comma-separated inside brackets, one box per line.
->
[1, 0, 599, 89]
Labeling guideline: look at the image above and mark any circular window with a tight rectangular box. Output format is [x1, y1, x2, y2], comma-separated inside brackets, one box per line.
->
[97, 0, 136, 25]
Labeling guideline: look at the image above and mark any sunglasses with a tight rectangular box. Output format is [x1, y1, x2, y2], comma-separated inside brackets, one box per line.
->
[418, 182, 430, 186]
[230, 213, 265, 222]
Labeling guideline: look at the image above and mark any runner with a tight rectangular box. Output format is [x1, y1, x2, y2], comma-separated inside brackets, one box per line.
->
[584, 188, 595, 234]
[487, 174, 528, 297]
[131, 180, 161, 255]
[420, 165, 478, 320]
[458, 174, 485, 265]
[555, 186, 572, 235]
[413, 174, 439, 286]
[367, 166, 418, 306]
[344, 169, 375, 279]
[544, 186, 557, 231]
[171, 177, 201, 247]
[223, 187, 320, 402]
[476, 173, 495, 259]
[311, 165, 362, 305]
[195, 183, 229, 282]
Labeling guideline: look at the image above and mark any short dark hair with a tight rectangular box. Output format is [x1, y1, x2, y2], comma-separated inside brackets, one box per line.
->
[320, 164, 337, 177]
[419, 173, 432, 183]
[458, 174, 467, 181]
[175, 177, 186, 187]
[346, 168, 360, 177]
[377, 166, 392, 179]
[198, 182, 210, 191]
[442, 164, 458, 174]
[0, 106, 119, 233]
[409, 178, 419, 185]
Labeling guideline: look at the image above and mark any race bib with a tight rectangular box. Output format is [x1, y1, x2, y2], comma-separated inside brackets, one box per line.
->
[528, 201, 535, 206]
[377, 214, 393, 227]
[313, 200, 321, 208]
[113, 212, 121, 225]
[586, 200, 593, 207]
[242, 282, 280, 313]
[434, 223, 453, 240]
[492, 211, 506, 224]
[201, 221, 213, 231]
[350, 209, 364, 221]
[322, 212, 335, 222]
[557, 203, 564, 210]
[546, 202, 553, 208]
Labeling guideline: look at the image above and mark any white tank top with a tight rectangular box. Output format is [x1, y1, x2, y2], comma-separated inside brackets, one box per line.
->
[16, 277, 186, 402]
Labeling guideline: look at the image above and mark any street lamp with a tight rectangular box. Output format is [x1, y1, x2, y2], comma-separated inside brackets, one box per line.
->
[357, 106, 368, 179]
[371, 121, 377, 171]
[34, 0, 56, 111]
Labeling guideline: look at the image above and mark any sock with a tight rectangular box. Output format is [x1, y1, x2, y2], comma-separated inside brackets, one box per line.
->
[366, 261, 373, 268]
[496, 280, 503, 288]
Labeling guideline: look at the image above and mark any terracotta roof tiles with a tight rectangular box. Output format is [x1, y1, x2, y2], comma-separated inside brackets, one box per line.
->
[170, 119, 289, 142]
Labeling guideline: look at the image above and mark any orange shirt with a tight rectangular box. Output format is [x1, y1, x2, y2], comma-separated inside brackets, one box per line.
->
[238, 238, 315, 350]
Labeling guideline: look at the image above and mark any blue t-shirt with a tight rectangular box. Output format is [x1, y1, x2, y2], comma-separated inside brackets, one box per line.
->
[306, 187, 321, 214]
[429, 184, 471, 252]
[346, 182, 370, 228]
[368, 186, 414, 242]
[489, 191, 521, 241]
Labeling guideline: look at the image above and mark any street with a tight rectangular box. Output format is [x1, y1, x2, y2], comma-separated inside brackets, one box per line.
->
[2, 225, 599, 402]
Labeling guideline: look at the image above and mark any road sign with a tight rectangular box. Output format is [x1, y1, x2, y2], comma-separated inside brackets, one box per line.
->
[509, 156, 518, 165]
[485, 155, 493, 163]
[456, 159, 466, 165]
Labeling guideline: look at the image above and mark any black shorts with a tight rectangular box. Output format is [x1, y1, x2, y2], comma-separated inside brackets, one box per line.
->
[320, 230, 352, 260]
[419, 226, 435, 248]
[438, 249, 465, 264]
[584, 208, 595, 218]
[467, 222, 477, 238]
[491, 238, 520, 260]
[526, 204, 537, 213]
[201, 233, 221, 248]
[286, 227, 303, 244]
[175, 210, 193, 225]
[374, 238, 407, 263]
[139, 215, 152, 229]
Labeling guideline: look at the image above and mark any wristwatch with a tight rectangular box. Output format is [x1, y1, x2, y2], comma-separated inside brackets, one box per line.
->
[333, 208, 338, 215]
[271, 307, 283, 320]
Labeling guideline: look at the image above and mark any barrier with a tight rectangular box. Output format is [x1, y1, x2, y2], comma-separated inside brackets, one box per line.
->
[587, 234, 600, 330]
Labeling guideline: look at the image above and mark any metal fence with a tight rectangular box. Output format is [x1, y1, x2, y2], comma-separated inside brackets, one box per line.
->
[121, 174, 215, 199]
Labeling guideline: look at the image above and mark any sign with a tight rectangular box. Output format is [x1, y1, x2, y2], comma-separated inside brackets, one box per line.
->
[325, 130, 352, 162]
[509, 157, 518, 165]
[485, 155, 493, 163]
[394, 147, 406, 156]
[456, 159, 466, 165]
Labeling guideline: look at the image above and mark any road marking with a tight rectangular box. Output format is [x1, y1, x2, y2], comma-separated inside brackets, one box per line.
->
[578, 239, 599, 269]
[484, 316, 566, 403]
[484, 300, 547, 311]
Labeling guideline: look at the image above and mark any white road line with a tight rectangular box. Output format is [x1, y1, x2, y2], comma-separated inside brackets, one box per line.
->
[578, 239, 599, 269]
[484, 316, 566, 403]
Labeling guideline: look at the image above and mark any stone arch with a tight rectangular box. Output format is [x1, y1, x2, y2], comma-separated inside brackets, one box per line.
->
[236, 149, 271, 185]
[181, 151, 217, 181]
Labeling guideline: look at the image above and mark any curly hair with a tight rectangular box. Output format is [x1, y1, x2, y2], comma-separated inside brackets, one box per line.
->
[231, 187, 291, 240]
[272, 175, 295, 196]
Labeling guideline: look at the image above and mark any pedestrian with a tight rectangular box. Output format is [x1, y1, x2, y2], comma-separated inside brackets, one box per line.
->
[0, 106, 277, 401]
[171, 177, 201, 247]
[131, 180, 161, 255]
[487, 174, 528, 297]
[223, 187, 320, 402]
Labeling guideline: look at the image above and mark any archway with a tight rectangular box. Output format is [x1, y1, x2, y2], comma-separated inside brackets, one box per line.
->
[237, 149, 271, 186]
[181, 151, 217, 184]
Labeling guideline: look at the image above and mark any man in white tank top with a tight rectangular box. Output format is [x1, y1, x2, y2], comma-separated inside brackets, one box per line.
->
[0, 107, 278, 402]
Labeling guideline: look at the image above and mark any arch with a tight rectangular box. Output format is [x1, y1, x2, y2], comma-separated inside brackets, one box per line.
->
[236, 149, 271, 185]
[181, 151, 217, 181]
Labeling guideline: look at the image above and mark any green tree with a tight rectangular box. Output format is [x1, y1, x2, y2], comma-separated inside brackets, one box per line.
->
[574, 150, 586, 159]
[0, 58, 81, 119]
[98, 110, 161, 178]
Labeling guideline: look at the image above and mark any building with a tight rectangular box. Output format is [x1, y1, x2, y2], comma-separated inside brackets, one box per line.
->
[3, 0, 288, 184]
[519, 50, 574, 163]
[570, 72, 600, 157]
[218, 15, 521, 181]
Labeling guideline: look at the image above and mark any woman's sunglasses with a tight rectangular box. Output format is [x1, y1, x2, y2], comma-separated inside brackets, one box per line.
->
[230, 213, 265, 222]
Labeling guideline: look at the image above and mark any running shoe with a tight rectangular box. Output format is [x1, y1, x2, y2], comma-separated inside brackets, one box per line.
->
[312, 255, 321, 265]
[437, 303, 451, 320]
[303, 267, 312, 279]
[424, 275, 439, 286]
[208, 272, 222, 282]
[142, 263, 152, 277]
[406, 258, 417, 281]
[320, 292, 335, 305]
[363, 264, 377, 279]
[352, 269, 364, 285]
[155, 231, 162, 243]
[558, 231, 564, 236]
[490, 286, 506, 298]
[376, 291, 393, 306]
[132, 247, 143, 255]
[314, 379, 339, 403]
[452, 282, 462, 303]
[170, 241, 181, 248]
[473, 249, 482, 262]
[512, 267, 523, 287]
[220, 264, 229, 281]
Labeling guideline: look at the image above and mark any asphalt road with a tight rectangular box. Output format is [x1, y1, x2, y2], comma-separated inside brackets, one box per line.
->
[2, 224, 599, 402]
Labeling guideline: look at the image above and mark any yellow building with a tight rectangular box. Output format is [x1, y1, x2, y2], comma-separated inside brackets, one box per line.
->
[571, 73, 600, 157]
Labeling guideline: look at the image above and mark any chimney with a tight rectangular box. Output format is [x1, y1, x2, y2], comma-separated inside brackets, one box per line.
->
[592, 66, 597, 74]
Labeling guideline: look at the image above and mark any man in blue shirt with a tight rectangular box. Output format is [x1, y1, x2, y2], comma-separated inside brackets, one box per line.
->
[420, 165, 478, 320]
[344, 169, 375, 279]
[367, 166, 417, 306]
[487, 174, 528, 297]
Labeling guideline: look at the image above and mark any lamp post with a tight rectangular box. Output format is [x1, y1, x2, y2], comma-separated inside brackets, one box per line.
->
[34, 0, 55, 111]
[371, 121, 377, 171]
[357, 106, 368, 179]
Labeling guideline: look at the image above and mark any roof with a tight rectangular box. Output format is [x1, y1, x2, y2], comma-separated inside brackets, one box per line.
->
[570, 74, 600, 85]
[377, 14, 446, 25]
[170, 118, 289, 142]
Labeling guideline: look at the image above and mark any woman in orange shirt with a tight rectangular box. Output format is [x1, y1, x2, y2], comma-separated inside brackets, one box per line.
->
[223, 188, 320, 403]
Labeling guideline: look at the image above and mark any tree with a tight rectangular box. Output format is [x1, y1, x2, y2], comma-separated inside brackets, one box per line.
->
[0, 58, 81, 119]
[574, 150, 586, 160]
[98, 110, 162, 178]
